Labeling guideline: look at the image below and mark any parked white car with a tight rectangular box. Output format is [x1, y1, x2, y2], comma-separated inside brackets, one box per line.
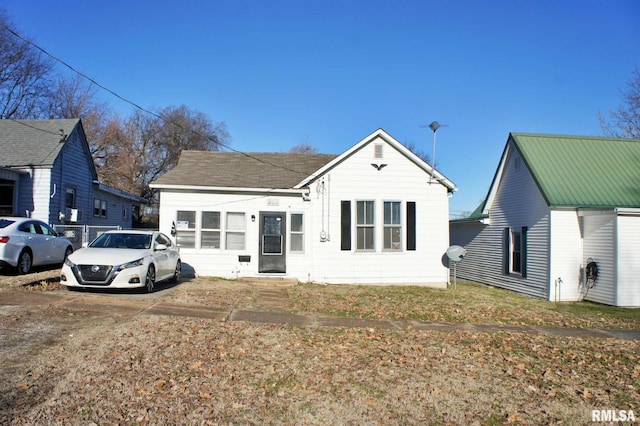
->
[0, 217, 74, 274]
[61, 230, 181, 293]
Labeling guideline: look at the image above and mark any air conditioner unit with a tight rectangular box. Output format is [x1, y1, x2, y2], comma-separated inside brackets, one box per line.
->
[65, 208, 81, 223]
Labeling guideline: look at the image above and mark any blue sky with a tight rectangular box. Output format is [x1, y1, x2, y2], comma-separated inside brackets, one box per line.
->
[4, 0, 639, 216]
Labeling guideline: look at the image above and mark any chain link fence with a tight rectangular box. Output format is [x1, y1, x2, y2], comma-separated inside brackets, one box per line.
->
[53, 225, 121, 251]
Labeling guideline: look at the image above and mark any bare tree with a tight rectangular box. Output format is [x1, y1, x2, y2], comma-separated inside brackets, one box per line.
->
[290, 135, 319, 154]
[404, 141, 433, 166]
[101, 105, 229, 202]
[599, 67, 640, 139]
[46, 75, 118, 160]
[289, 143, 318, 154]
[0, 10, 54, 118]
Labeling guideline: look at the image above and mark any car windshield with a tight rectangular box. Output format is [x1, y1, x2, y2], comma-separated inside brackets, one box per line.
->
[0, 219, 15, 229]
[90, 233, 152, 249]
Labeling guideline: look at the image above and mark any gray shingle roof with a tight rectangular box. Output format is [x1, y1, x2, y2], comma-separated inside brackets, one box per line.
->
[0, 119, 80, 167]
[152, 151, 338, 189]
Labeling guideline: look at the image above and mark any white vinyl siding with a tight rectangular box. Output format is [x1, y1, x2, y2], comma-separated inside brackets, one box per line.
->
[616, 215, 640, 307]
[548, 209, 583, 301]
[155, 133, 452, 286]
[582, 213, 616, 306]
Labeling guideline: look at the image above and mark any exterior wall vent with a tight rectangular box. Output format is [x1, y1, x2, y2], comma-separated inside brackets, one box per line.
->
[374, 144, 383, 158]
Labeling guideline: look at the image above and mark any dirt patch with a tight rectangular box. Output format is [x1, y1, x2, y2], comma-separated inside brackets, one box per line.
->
[0, 267, 61, 289]
[1, 278, 639, 425]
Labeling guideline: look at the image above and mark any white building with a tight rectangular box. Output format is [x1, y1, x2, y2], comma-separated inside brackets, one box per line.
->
[151, 128, 457, 285]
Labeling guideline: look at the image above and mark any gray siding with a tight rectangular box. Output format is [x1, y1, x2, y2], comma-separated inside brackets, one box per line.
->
[53, 127, 97, 225]
[91, 189, 137, 228]
[451, 145, 551, 299]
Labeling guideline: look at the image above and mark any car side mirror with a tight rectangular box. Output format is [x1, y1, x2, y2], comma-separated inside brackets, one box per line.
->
[155, 243, 167, 251]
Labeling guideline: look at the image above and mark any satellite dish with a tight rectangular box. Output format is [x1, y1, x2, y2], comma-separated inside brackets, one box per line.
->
[445, 245, 466, 290]
[446, 245, 466, 262]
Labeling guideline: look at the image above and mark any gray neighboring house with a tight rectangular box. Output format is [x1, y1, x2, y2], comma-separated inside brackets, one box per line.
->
[0, 119, 146, 244]
[450, 133, 640, 307]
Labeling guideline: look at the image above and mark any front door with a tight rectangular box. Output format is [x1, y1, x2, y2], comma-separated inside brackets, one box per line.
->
[259, 212, 286, 273]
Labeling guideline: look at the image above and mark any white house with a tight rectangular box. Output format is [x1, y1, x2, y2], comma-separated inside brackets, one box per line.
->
[150, 128, 457, 285]
[450, 133, 640, 307]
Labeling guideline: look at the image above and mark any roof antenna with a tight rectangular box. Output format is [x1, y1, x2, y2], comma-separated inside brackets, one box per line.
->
[420, 120, 448, 184]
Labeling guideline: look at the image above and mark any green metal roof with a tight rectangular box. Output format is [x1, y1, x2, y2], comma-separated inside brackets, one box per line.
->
[510, 133, 640, 208]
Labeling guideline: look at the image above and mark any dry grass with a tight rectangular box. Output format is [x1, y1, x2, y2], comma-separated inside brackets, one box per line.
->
[287, 281, 640, 330]
[1, 275, 639, 425]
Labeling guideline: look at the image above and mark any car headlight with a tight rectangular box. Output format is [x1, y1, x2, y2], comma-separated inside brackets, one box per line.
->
[115, 258, 145, 271]
[64, 258, 76, 268]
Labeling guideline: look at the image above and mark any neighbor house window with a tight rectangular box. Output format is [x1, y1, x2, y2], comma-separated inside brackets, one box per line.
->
[511, 229, 522, 273]
[504, 226, 527, 277]
[356, 200, 375, 251]
[201, 211, 221, 249]
[290, 213, 304, 253]
[176, 210, 196, 248]
[225, 212, 245, 250]
[383, 201, 402, 250]
[93, 199, 107, 218]
[0, 180, 14, 215]
[65, 187, 76, 208]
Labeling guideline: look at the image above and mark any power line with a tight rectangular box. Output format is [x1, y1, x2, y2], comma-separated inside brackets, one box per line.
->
[0, 22, 316, 180]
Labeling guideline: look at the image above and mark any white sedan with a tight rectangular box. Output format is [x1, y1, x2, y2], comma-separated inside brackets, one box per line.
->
[0, 216, 74, 274]
[61, 230, 181, 293]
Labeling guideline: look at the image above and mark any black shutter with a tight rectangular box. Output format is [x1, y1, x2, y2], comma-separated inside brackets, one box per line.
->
[521, 226, 528, 278]
[341, 201, 351, 251]
[406, 202, 416, 251]
[503, 227, 510, 275]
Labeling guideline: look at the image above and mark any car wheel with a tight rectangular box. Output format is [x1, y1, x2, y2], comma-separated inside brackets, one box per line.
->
[144, 265, 155, 293]
[64, 246, 73, 261]
[17, 250, 32, 275]
[170, 260, 181, 284]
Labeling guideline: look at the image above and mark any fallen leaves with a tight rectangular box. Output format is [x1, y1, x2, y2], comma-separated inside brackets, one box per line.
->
[1, 279, 639, 425]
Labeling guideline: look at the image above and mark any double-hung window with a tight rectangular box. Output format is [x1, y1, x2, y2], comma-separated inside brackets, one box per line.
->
[201, 211, 221, 248]
[511, 229, 522, 273]
[383, 201, 402, 250]
[356, 201, 375, 251]
[94, 199, 107, 218]
[504, 226, 527, 277]
[225, 212, 246, 250]
[290, 213, 304, 253]
[176, 210, 196, 248]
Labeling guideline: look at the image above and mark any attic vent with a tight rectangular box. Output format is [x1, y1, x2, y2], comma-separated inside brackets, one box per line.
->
[514, 157, 521, 171]
[374, 144, 383, 158]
